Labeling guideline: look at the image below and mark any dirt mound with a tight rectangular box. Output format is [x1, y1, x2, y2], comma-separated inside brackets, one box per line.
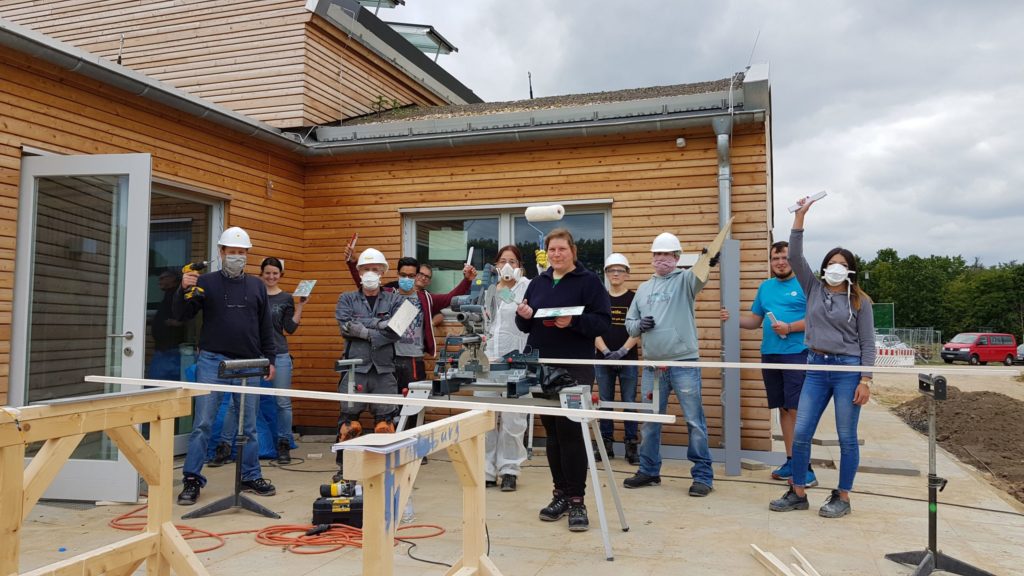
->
[893, 386, 1024, 504]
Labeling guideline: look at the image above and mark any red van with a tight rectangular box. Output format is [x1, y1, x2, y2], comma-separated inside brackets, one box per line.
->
[941, 333, 1018, 365]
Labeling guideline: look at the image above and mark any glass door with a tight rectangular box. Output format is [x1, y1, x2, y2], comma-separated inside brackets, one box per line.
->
[11, 154, 152, 502]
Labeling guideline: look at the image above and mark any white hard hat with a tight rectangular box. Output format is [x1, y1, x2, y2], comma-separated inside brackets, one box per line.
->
[604, 253, 630, 271]
[676, 253, 699, 268]
[650, 232, 682, 253]
[356, 248, 389, 272]
[218, 226, 252, 249]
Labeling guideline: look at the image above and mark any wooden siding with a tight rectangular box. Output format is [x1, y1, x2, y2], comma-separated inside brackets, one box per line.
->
[303, 16, 448, 125]
[301, 129, 774, 451]
[1, 1, 451, 127]
[0, 44, 306, 405]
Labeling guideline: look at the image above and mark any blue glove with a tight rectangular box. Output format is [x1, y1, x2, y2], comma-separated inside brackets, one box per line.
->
[639, 316, 656, 332]
[606, 347, 629, 360]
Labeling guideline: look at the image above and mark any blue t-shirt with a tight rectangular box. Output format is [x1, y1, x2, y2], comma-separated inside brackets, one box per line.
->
[751, 276, 807, 355]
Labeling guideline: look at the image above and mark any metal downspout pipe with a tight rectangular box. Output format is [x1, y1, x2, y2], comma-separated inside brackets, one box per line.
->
[713, 115, 741, 476]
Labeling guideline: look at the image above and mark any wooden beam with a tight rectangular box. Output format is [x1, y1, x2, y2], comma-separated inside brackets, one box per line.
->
[750, 544, 795, 576]
[0, 444, 25, 575]
[147, 419, 175, 576]
[790, 547, 822, 576]
[106, 425, 160, 486]
[20, 532, 158, 576]
[22, 434, 85, 520]
[159, 522, 209, 576]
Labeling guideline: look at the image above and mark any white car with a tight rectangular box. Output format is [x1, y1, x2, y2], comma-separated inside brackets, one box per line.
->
[1016, 344, 1024, 365]
[875, 334, 908, 349]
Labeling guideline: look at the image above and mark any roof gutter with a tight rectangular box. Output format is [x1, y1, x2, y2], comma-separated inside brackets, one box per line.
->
[306, 109, 766, 156]
[0, 18, 308, 154]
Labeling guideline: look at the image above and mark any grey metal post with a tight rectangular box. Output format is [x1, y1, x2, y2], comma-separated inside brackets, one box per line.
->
[720, 238, 741, 476]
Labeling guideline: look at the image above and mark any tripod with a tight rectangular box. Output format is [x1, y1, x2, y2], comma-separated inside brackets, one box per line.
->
[884, 374, 994, 576]
[183, 358, 280, 520]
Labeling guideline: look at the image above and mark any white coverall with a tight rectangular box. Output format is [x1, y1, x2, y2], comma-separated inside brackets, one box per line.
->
[482, 278, 531, 481]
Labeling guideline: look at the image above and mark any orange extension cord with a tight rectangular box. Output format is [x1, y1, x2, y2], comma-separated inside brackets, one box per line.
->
[109, 505, 446, 555]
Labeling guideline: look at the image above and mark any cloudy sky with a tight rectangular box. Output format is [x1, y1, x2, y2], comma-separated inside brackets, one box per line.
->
[392, 0, 1024, 266]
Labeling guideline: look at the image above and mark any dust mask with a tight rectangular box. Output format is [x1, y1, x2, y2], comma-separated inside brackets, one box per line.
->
[499, 263, 521, 282]
[222, 254, 246, 278]
[361, 271, 381, 290]
[823, 263, 850, 286]
[397, 277, 415, 292]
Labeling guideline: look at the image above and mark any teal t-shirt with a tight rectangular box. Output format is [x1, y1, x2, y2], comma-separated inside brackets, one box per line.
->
[751, 276, 807, 355]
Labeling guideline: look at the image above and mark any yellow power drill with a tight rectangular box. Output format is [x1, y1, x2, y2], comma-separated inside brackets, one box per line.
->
[181, 261, 208, 300]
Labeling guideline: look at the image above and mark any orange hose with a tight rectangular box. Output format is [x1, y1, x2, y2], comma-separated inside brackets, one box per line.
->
[108, 505, 445, 554]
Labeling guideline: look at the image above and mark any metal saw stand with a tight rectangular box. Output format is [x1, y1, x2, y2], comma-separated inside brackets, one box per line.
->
[182, 358, 279, 520]
[884, 374, 995, 576]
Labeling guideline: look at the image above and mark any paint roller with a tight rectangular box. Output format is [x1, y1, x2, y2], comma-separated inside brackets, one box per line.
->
[524, 204, 565, 271]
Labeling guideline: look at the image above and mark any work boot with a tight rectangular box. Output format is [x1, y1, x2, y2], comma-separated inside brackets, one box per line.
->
[567, 497, 589, 532]
[374, 419, 395, 434]
[177, 476, 201, 506]
[539, 490, 569, 522]
[818, 489, 852, 518]
[623, 472, 661, 489]
[207, 442, 233, 467]
[338, 421, 362, 442]
[500, 474, 517, 492]
[688, 482, 713, 497]
[240, 477, 276, 497]
[602, 437, 615, 460]
[276, 438, 291, 465]
[624, 439, 639, 465]
[769, 487, 809, 512]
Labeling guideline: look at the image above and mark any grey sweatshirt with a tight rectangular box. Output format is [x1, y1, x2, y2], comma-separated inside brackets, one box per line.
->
[625, 267, 707, 361]
[789, 228, 876, 375]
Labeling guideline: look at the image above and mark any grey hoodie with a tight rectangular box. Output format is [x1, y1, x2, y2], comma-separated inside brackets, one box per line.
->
[626, 268, 708, 361]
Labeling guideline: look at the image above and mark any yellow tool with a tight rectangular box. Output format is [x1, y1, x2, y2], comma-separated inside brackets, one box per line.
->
[181, 261, 208, 300]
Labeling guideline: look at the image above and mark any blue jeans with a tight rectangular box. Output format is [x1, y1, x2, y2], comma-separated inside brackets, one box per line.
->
[637, 365, 713, 486]
[595, 364, 639, 441]
[220, 353, 293, 445]
[183, 351, 262, 484]
[791, 351, 862, 492]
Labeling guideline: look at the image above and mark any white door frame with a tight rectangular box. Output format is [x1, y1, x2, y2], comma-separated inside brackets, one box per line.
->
[11, 153, 152, 502]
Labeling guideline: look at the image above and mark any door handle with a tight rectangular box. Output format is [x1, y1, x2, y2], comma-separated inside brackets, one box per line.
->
[108, 331, 134, 341]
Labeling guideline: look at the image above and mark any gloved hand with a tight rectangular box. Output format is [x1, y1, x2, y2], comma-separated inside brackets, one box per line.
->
[605, 347, 629, 360]
[535, 249, 548, 269]
[344, 321, 369, 340]
[709, 253, 720, 267]
[639, 316, 656, 332]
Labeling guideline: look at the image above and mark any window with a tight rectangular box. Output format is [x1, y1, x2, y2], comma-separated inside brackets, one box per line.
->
[403, 202, 611, 292]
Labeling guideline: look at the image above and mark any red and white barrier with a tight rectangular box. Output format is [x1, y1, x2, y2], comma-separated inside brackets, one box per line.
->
[875, 347, 915, 367]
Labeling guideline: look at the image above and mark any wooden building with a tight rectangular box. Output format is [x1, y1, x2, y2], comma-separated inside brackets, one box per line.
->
[0, 0, 775, 500]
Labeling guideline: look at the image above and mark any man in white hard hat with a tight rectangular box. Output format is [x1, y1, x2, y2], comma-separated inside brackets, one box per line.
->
[594, 253, 641, 464]
[333, 248, 404, 480]
[174, 226, 278, 506]
[623, 232, 717, 497]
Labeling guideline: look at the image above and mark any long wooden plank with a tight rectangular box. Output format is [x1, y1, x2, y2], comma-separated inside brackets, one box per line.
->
[790, 547, 823, 576]
[0, 443, 25, 574]
[20, 532, 159, 576]
[750, 544, 795, 576]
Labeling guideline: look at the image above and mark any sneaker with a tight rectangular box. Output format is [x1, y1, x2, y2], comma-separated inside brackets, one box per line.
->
[769, 487, 809, 512]
[500, 474, 517, 492]
[374, 420, 395, 434]
[603, 437, 615, 459]
[804, 468, 819, 488]
[485, 479, 497, 488]
[539, 490, 569, 522]
[338, 421, 362, 442]
[623, 472, 661, 489]
[624, 440, 639, 465]
[568, 497, 589, 532]
[688, 482, 712, 497]
[208, 442, 233, 467]
[276, 438, 291, 465]
[177, 477, 201, 506]
[818, 489, 851, 518]
[241, 477, 276, 497]
[771, 459, 792, 480]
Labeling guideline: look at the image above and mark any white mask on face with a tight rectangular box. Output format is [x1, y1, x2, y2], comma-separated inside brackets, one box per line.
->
[823, 263, 850, 286]
[222, 254, 246, 278]
[499, 263, 522, 282]
[361, 271, 381, 290]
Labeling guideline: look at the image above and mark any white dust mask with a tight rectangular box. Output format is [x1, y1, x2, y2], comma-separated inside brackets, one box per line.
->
[361, 271, 381, 290]
[823, 263, 850, 286]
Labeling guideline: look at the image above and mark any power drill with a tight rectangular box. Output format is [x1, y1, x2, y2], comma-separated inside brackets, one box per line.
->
[181, 261, 208, 300]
